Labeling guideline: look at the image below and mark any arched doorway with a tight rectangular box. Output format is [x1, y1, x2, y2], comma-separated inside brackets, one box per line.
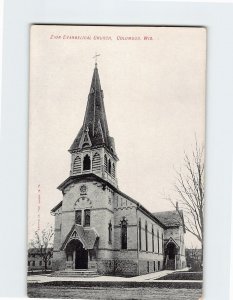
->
[165, 240, 179, 270]
[166, 242, 176, 260]
[66, 239, 88, 269]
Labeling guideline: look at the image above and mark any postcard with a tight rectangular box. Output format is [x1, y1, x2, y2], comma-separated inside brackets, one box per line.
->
[27, 25, 206, 300]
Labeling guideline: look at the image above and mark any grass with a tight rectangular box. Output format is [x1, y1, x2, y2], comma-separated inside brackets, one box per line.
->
[28, 286, 202, 299]
[158, 272, 203, 281]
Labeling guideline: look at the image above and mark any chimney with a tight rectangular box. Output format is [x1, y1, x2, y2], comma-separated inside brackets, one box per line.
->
[176, 202, 179, 211]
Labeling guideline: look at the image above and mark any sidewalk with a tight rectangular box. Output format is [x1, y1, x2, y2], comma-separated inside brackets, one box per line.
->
[27, 267, 190, 284]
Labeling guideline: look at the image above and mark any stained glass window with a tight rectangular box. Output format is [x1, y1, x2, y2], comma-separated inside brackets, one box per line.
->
[75, 210, 82, 225]
[84, 209, 90, 227]
[108, 221, 112, 244]
[121, 219, 127, 249]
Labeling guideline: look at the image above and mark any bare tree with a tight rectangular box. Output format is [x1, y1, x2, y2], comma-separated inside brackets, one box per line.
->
[167, 141, 204, 260]
[29, 225, 54, 270]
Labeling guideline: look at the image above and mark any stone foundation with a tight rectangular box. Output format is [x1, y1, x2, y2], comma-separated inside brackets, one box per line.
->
[97, 259, 115, 275]
[139, 259, 164, 275]
[52, 251, 66, 271]
[52, 251, 183, 276]
[114, 259, 138, 276]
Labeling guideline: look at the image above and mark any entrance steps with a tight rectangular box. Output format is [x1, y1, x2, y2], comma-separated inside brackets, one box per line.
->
[52, 269, 99, 278]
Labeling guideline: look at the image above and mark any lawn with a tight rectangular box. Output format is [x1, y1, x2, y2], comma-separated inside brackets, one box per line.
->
[28, 286, 202, 299]
[158, 272, 203, 281]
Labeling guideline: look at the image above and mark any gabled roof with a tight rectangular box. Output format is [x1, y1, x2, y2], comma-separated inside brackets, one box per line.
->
[152, 210, 185, 231]
[60, 224, 99, 250]
[51, 173, 166, 229]
[51, 175, 186, 232]
[69, 63, 117, 156]
[164, 237, 180, 249]
[50, 201, 62, 214]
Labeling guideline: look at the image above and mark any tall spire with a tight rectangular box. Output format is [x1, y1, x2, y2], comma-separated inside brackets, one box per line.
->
[69, 63, 116, 156]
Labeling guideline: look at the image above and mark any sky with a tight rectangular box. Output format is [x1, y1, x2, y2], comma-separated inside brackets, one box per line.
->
[28, 25, 206, 248]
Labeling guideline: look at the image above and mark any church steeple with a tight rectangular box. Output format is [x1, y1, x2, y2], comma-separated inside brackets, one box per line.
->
[69, 63, 117, 157]
[69, 62, 118, 187]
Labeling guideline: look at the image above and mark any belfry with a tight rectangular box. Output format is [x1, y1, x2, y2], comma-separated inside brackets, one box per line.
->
[51, 63, 186, 276]
[68, 62, 118, 188]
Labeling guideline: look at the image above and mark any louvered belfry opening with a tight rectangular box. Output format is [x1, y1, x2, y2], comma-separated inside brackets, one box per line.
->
[104, 154, 108, 172]
[92, 152, 101, 172]
[73, 156, 81, 174]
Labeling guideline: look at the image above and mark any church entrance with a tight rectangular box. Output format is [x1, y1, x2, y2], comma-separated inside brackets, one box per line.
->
[66, 239, 88, 269]
[166, 242, 176, 260]
[165, 241, 178, 270]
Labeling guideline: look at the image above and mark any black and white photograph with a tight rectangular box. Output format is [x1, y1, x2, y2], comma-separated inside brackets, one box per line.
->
[27, 25, 206, 300]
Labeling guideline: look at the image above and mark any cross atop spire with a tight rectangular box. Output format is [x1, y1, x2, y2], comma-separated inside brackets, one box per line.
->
[93, 52, 100, 66]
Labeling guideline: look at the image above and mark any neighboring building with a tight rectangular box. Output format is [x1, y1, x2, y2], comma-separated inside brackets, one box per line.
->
[186, 248, 202, 271]
[28, 248, 53, 271]
[51, 63, 186, 276]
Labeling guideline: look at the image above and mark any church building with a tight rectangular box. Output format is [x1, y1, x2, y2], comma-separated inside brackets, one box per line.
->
[51, 62, 186, 276]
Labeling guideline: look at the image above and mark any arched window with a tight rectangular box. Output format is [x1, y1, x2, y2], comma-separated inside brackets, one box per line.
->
[73, 156, 81, 174]
[104, 155, 108, 172]
[139, 218, 142, 251]
[92, 152, 101, 172]
[108, 159, 111, 174]
[145, 221, 148, 251]
[112, 163, 115, 178]
[84, 209, 90, 227]
[83, 154, 91, 171]
[75, 210, 82, 225]
[108, 221, 112, 244]
[121, 218, 127, 249]
[157, 230, 160, 254]
[152, 225, 154, 253]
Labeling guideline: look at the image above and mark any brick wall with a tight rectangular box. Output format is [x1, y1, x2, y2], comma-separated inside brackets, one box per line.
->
[52, 177, 186, 275]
